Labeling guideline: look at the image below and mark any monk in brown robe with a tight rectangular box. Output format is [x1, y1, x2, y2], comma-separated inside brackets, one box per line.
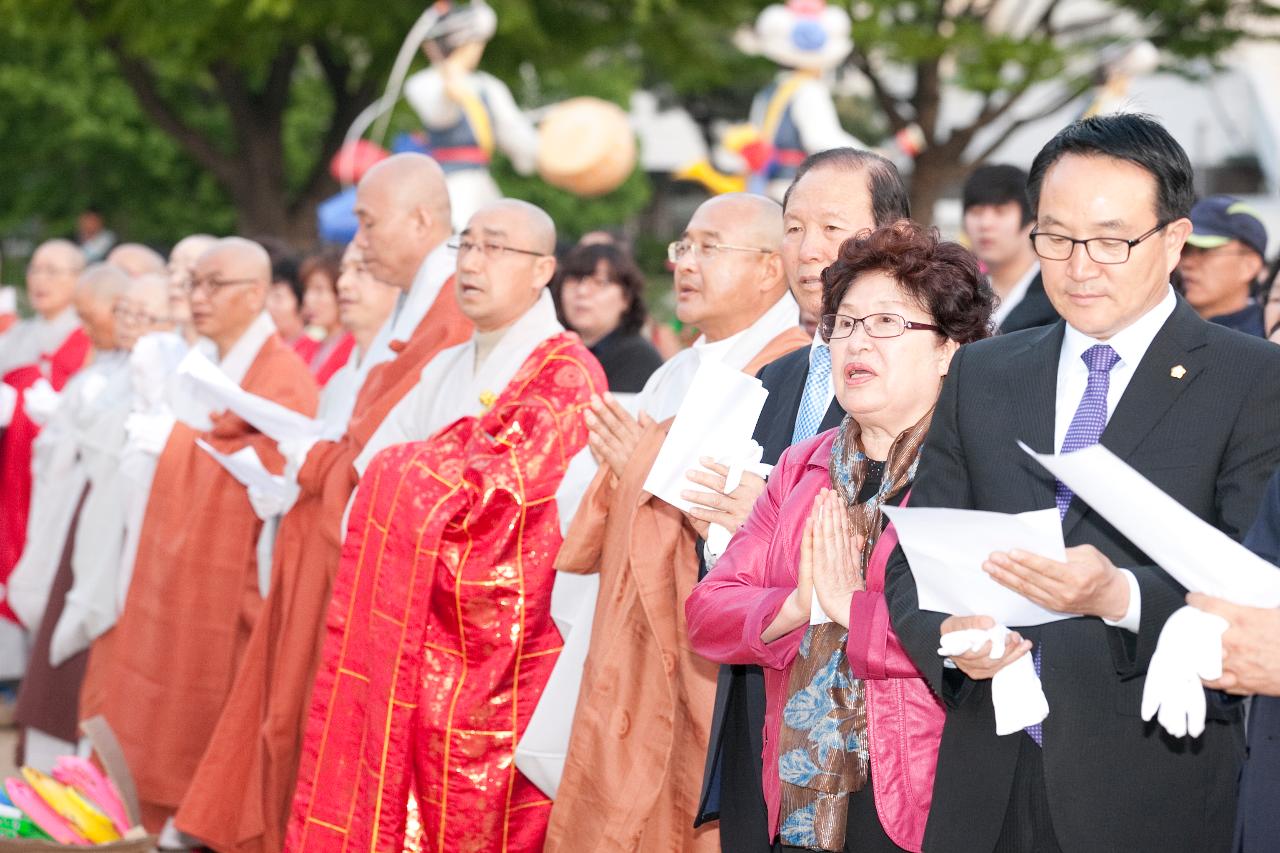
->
[175, 154, 471, 853]
[82, 237, 318, 836]
[545, 194, 810, 852]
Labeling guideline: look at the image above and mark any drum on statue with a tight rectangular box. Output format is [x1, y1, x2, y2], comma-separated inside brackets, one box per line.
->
[536, 97, 637, 197]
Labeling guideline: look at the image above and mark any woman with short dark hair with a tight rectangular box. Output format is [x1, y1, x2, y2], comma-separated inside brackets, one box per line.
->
[554, 243, 663, 393]
[298, 248, 354, 385]
[688, 221, 994, 852]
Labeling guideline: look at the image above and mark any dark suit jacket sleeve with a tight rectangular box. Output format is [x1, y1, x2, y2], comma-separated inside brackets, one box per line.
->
[1112, 348, 1280, 678]
[884, 345, 976, 705]
[1244, 471, 1280, 564]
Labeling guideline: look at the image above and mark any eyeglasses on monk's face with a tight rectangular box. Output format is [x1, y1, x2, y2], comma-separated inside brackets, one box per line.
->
[185, 275, 260, 295]
[1029, 222, 1167, 265]
[820, 312, 940, 342]
[666, 240, 774, 264]
[448, 239, 547, 260]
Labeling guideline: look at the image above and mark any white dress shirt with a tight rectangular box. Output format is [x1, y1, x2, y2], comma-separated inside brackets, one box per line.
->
[991, 261, 1041, 329]
[1054, 286, 1178, 632]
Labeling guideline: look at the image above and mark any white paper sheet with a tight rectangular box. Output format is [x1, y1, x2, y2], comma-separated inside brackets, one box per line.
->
[1022, 442, 1280, 607]
[178, 349, 323, 444]
[196, 439, 291, 501]
[881, 505, 1073, 627]
[642, 359, 769, 512]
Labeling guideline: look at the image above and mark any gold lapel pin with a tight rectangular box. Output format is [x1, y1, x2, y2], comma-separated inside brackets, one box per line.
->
[1170, 365, 1187, 380]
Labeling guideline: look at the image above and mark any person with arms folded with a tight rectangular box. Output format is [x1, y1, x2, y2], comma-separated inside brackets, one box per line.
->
[287, 199, 604, 853]
[688, 221, 994, 853]
[882, 113, 1280, 852]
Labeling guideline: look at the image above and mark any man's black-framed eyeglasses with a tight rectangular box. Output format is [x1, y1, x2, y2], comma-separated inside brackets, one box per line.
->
[820, 312, 940, 342]
[1029, 222, 1167, 265]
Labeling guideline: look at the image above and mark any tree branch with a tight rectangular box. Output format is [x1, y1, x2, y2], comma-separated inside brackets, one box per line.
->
[261, 46, 300, 113]
[970, 80, 1091, 163]
[848, 52, 910, 134]
[97, 39, 239, 187]
[291, 42, 377, 215]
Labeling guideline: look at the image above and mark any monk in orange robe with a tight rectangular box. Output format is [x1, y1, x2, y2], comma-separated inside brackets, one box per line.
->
[288, 200, 604, 853]
[82, 237, 318, 834]
[545, 194, 810, 852]
[176, 155, 471, 853]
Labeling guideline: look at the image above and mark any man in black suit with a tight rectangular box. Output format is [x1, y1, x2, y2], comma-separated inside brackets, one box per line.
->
[684, 148, 911, 851]
[884, 113, 1280, 852]
[1184, 469, 1280, 853]
[962, 164, 1059, 333]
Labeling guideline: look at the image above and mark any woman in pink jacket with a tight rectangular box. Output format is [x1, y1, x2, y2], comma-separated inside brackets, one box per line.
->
[686, 221, 994, 852]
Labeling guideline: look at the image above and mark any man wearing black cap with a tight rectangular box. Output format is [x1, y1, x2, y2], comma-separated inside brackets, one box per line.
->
[1178, 194, 1269, 337]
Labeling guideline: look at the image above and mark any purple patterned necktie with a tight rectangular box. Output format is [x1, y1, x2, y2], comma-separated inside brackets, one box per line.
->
[1026, 343, 1121, 746]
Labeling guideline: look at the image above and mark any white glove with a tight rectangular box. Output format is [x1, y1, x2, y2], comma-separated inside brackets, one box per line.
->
[1141, 605, 1229, 738]
[279, 436, 320, 485]
[125, 410, 177, 456]
[939, 625, 1050, 736]
[247, 483, 297, 521]
[22, 378, 61, 427]
[0, 383, 16, 428]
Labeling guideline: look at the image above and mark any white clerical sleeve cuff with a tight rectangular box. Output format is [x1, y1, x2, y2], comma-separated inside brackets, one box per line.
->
[1103, 569, 1142, 633]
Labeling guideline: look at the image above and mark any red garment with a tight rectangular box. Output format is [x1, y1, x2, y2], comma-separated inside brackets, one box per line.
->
[685, 429, 945, 853]
[310, 332, 355, 386]
[0, 328, 90, 623]
[291, 335, 320, 366]
[288, 333, 605, 853]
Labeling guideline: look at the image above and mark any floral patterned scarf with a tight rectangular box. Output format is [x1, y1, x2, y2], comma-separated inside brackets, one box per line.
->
[776, 409, 933, 850]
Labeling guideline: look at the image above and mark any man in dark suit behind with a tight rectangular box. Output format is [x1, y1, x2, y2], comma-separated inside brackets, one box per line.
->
[884, 113, 1280, 852]
[683, 148, 911, 851]
[1184, 470, 1280, 853]
[962, 164, 1059, 334]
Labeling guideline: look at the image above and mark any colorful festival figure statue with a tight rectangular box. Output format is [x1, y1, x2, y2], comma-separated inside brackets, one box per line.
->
[678, 0, 867, 201]
[318, 1, 636, 241]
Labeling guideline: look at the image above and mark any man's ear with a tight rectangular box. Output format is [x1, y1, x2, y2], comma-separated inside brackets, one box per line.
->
[761, 250, 785, 293]
[533, 255, 558, 291]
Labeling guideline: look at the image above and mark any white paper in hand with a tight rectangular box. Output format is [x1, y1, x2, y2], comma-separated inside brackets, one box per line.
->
[1021, 442, 1280, 607]
[882, 505, 1072, 627]
[178, 349, 323, 445]
[643, 359, 769, 512]
[196, 439, 291, 501]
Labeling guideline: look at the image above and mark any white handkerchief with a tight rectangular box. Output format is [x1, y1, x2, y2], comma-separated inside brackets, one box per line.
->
[643, 360, 769, 512]
[939, 625, 1050, 735]
[1141, 605, 1229, 738]
[882, 505, 1072, 627]
[704, 439, 774, 556]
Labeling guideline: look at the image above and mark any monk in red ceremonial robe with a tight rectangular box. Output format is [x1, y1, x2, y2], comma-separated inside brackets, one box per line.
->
[0, 240, 92, 688]
[82, 238, 318, 837]
[0, 240, 90, 656]
[288, 200, 605, 853]
[176, 154, 471, 853]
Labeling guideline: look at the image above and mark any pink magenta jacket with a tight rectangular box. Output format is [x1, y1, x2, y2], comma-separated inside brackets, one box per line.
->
[686, 428, 945, 852]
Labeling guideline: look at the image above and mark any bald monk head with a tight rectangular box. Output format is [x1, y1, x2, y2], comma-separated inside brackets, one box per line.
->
[190, 237, 272, 357]
[168, 234, 218, 344]
[336, 243, 400, 355]
[73, 263, 131, 351]
[115, 272, 174, 351]
[455, 199, 557, 333]
[106, 242, 167, 278]
[672, 193, 789, 341]
[354, 153, 452, 290]
[26, 239, 86, 320]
